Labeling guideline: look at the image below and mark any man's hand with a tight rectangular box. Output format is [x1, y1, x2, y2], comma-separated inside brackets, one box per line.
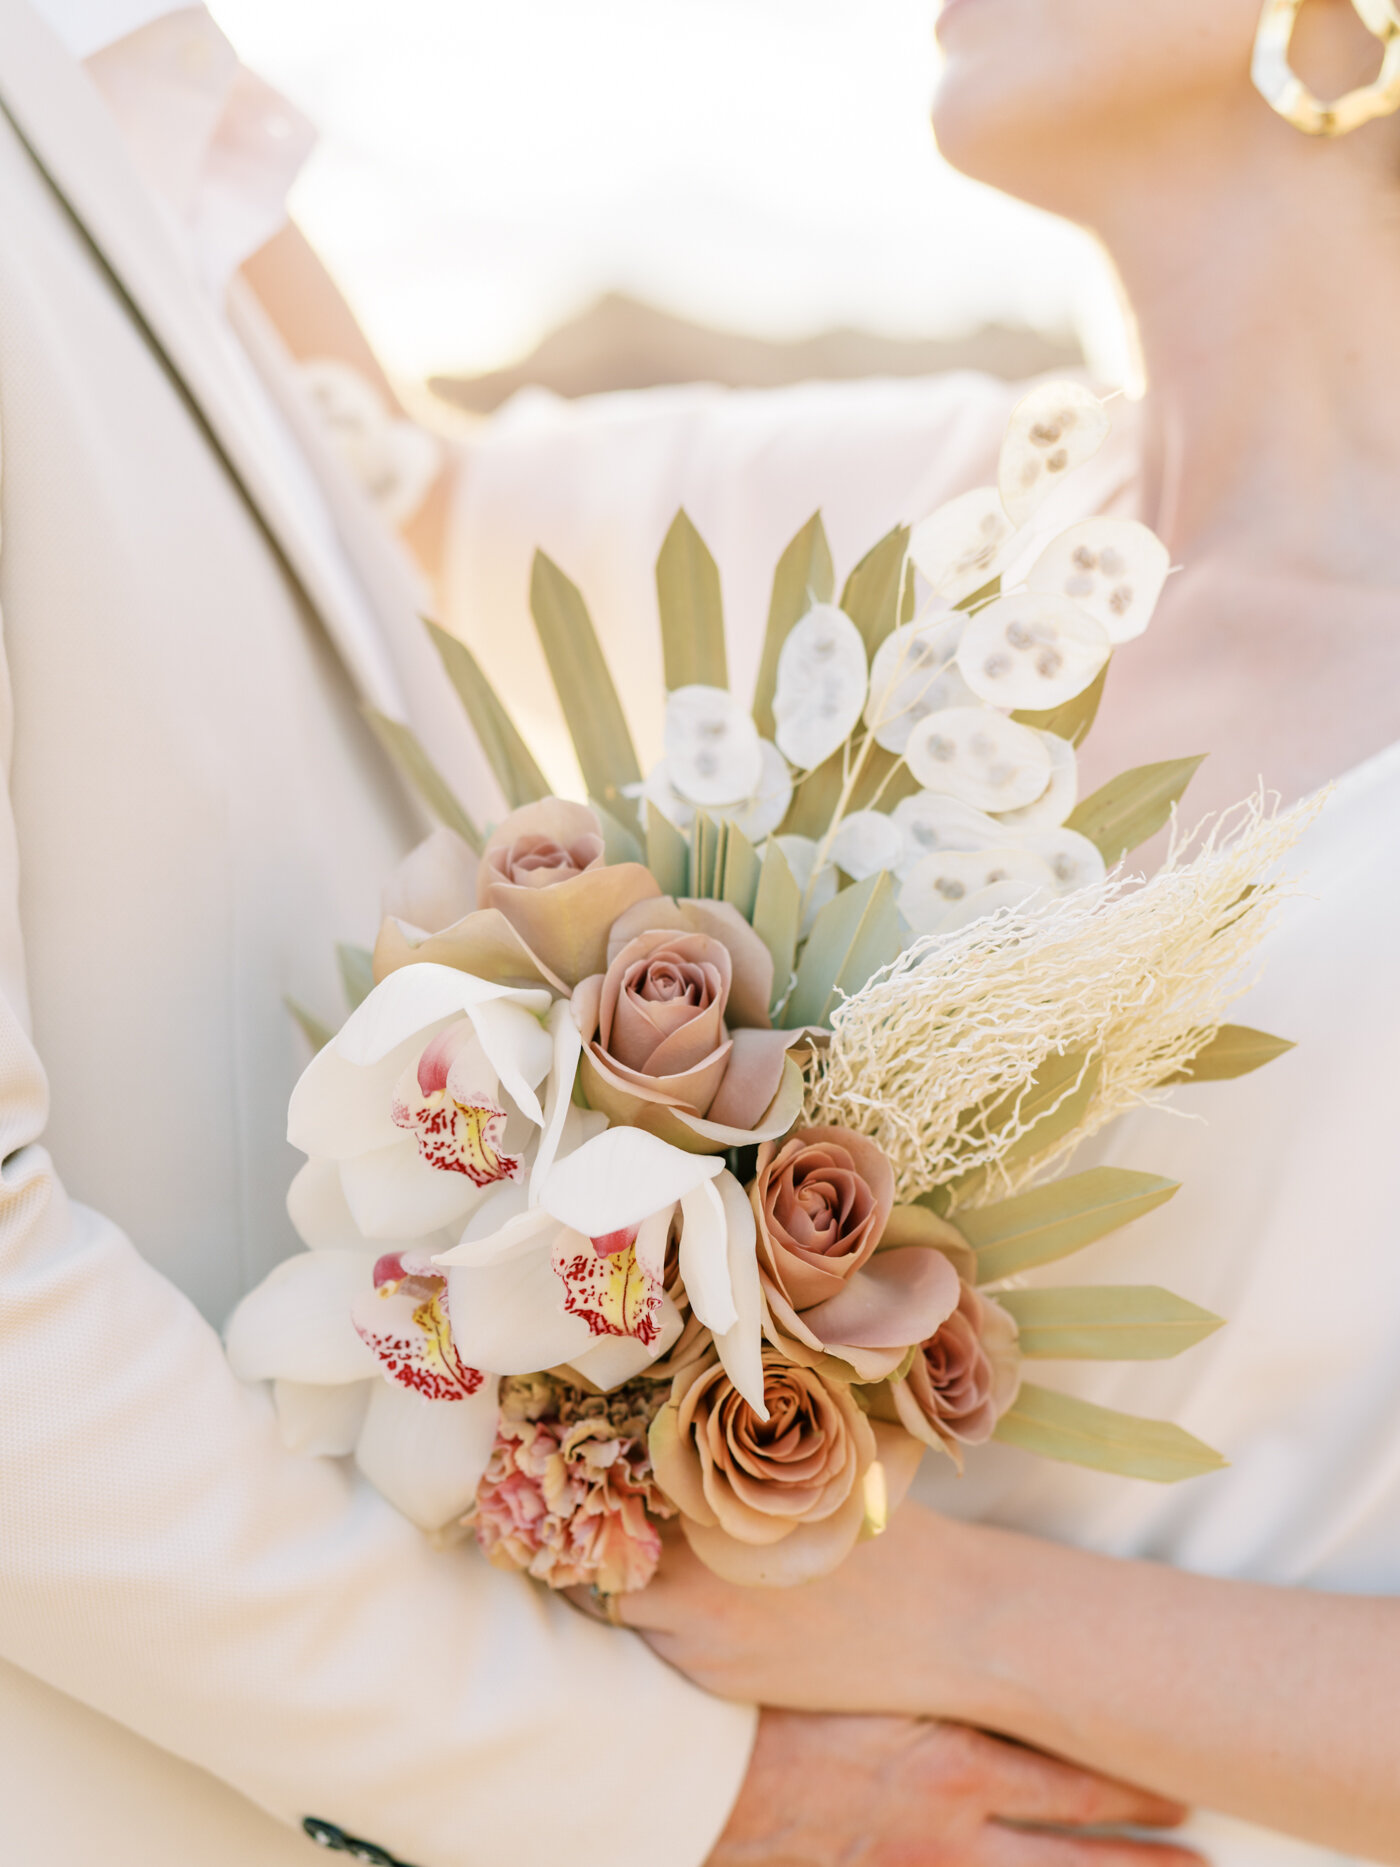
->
[706, 1712, 1201, 1867]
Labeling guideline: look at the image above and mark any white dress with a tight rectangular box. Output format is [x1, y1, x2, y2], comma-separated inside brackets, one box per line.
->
[913, 738, 1400, 1866]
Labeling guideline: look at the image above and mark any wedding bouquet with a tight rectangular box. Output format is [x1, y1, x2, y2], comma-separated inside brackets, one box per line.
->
[228, 382, 1307, 1595]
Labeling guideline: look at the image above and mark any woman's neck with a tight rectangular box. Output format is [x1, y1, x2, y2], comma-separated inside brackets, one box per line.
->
[1087, 106, 1400, 583]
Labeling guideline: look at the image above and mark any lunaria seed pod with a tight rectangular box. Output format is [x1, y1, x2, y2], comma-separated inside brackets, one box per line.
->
[956, 592, 1110, 712]
[1026, 518, 1170, 645]
[904, 707, 1054, 814]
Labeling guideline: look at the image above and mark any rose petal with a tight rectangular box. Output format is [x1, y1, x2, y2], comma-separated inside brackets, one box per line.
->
[703, 1028, 797, 1132]
[480, 799, 604, 883]
[800, 1247, 960, 1352]
[678, 1480, 870, 1586]
[373, 908, 566, 996]
[354, 1374, 502, 1531]
[481, 864, 663, 989]
[224, 1249, 380, 1385]
[382, 827, 479, 935]
[603, 898, 775, 1029]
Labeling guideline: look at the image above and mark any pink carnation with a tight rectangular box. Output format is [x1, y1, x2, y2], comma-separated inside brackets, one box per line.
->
[472, 1408, 673, 1596]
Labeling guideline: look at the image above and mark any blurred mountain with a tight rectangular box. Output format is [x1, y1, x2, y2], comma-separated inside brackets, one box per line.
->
[428, 292, 1083, 413]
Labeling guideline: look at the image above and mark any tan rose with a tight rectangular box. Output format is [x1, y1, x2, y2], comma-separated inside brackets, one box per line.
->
[572, 898, 804, 1154]
[649, 1348, 923, 1585]
[374, 799, 660, 993]
[753, 1128, 962, 1383]
[892, 1281, 1021, 1470]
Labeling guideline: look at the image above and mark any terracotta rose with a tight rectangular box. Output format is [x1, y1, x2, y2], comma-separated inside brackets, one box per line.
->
[892, 1280, 1021, 1469]
[374, 799, 660, 993]
[572, 897, 804, 1154]
[752, 1127, 961, 1382]
[649, 1348, 923, 1585]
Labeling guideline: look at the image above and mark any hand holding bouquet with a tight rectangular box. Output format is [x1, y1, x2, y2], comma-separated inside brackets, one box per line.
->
[230, 385, 1309, 1597]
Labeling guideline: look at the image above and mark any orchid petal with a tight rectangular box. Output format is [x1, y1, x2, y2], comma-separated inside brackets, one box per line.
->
[446, 1240, 595, 1373]
[539, 1126, 723, 1237]
[664, 685, 764, 807]
[957, 592, 1111, 712]
[773, 604, 869, 771]
[529, 999, 584, 1203]
[904, 706, 1053, 813]
[331, 963, 551, 1069]
[1026, 518, 1169, 644]
[287, 1028, 427, 1160]
[339, 1136, 496, 1239]
[678, 1176, 738, 1338]
[465, 998, 551, 1127]
[272, 1378, 370, 1457]
[908, 486, 1017, 603]
[567, 1293, 685, 1392]
[225, 1249, 379, 1385]
[354, 1374, 501, 1532]
[552, 1225, 667, 1348]
[710, 1171, 767, 1417]
[433, 1190, 554, 1269]
[351, 1273, 485, 1403]
[999, 381, 1110, 525]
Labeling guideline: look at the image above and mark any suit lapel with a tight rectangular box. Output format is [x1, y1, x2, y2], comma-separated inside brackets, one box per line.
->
[0, 0, 408, 722]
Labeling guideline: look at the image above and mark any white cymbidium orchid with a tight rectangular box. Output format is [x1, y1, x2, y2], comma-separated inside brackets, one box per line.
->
[437, 1124, 767, 1417]
[287, 962, 555, 1241]
[224, 1156, 501, 1532]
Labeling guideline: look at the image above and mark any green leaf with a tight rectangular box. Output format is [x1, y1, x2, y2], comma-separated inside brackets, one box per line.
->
[1066, 756, 1205, 864]
[752, 838, 802, 1010]
[995, 1286, 1224, 1360]
[959, 1166, 1179, 1284]
[365, 709, 483, 853]
[336, 943, 375, 1012]
[645, 808, 690, 898]
[784, 870, 903, 1029]
[529, 552, 642, 830]
[591, 798, 645, 866]
[994, 1384, 1227, 1482]
[690, 811, 720, 898]
[753, 513, 834, 738]
[286, 996, 334, 1052]
[944, 1053, 1103, 1209]
[840, 525, 909, 661]
[720, 820, 762, 920]
[954, 574, 1001, 613]
[1162, 1024, 1295, 1085]
[656, 509, 727, 692]
[424, 620, 550, 810]
[1014, 658, 1110, 748]
[899, 559, 916, 626]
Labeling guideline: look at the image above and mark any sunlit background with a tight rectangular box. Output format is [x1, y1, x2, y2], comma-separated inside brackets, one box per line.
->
[210, 0, 1130, 401]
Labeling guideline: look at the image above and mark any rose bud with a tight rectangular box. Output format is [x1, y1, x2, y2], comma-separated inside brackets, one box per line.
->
[374, 799, 660, 993]
[891, 1281, 1021, 1470]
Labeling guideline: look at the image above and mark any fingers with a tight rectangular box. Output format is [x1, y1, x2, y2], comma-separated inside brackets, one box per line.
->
[983, 1831, 1207, 1867]
[942, 1729, 1187, 1829]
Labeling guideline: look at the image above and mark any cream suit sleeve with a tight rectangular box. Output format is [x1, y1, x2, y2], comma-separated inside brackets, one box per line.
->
[0, 71, 753, 1867]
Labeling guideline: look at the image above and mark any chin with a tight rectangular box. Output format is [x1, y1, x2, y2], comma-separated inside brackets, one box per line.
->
[931, 56, 1060, 202]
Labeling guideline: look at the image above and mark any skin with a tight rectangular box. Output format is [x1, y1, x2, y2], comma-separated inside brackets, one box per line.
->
[624, 2, 1400, 1857]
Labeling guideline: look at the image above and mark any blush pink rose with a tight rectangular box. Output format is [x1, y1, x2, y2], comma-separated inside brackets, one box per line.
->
[572, 898, 803, 1151]
[892, 1281, 1021, 1469]
[751, 1128, 960, 1383]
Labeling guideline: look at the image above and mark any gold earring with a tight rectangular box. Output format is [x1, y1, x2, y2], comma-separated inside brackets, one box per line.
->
[1253, 0, 1400, 135]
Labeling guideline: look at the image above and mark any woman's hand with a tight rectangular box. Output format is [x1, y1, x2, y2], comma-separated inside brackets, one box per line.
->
[616, 1507, 978, 1719]
[708, 1710, 1199, 1867]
